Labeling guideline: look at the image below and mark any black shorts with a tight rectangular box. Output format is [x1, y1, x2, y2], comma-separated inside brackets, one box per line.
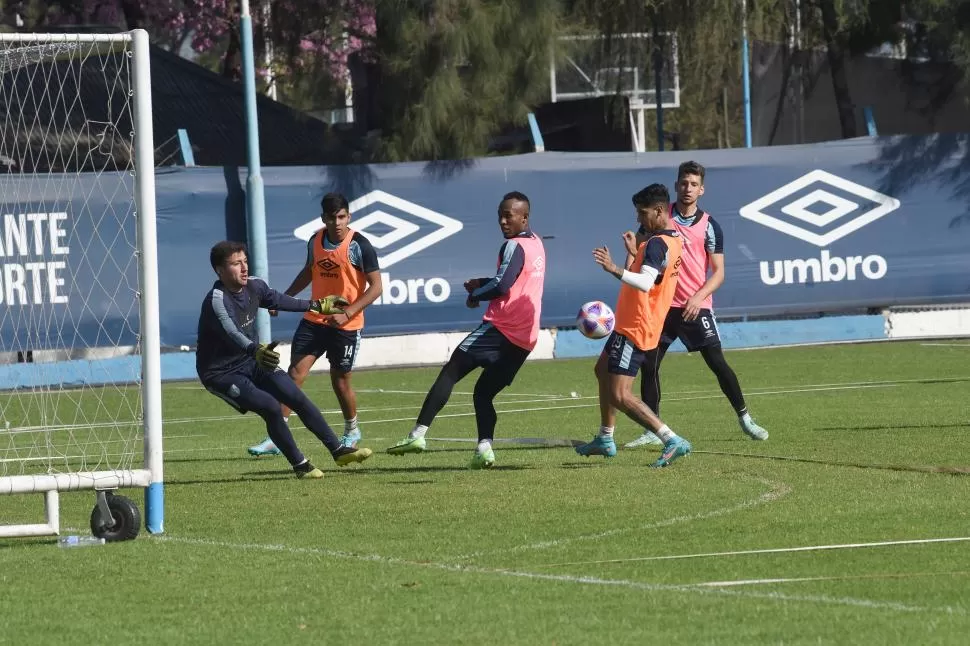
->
[290, 318, 361, 372]
[454, 322, 530, 386]
[604, 331, 648, 377]
[660, 307, 721, 352]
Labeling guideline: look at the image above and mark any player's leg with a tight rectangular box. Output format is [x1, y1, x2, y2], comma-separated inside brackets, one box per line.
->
[248, 320, 321, 457]
[258, 368, 373, 467]
[609, 371, 691, 468]
[327, 329, 362, 448]
[386, 325, 484, 455]
[626, 341, 671, 448]
[688, 309, 768, 440]
[206, 373, 321, 478]
[577, 332, 631, 458]
[699, 342, 769, 440]
[468, 343, 529, 469]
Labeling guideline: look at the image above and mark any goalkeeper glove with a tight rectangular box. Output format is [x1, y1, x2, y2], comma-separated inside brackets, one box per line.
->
[310, 295, 350, 316]
[254, 341, 281, 371]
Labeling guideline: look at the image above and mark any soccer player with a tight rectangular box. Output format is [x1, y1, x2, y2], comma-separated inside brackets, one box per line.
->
[248, 193, 383, 457]
[575, 183, 692, 468]
[198, 240, 373, 479]
[385, 191, 545, 469]
[625, 161, 769, 449]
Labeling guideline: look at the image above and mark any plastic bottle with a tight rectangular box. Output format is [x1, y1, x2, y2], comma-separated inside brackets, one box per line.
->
[57, 535, 105, 548]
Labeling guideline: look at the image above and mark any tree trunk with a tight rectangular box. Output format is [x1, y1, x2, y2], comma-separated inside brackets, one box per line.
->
[118, 0, 145, 29]
[819, 0, 857, 138]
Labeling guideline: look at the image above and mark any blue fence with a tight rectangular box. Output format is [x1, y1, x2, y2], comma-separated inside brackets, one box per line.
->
[1, 134, 968, 350]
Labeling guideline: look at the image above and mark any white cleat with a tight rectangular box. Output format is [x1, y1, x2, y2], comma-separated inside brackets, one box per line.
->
[623, 431, 664, 448]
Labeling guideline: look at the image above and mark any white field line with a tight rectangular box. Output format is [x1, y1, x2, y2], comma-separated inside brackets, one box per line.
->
[146, 533, 961, 615]
[533, 537, 970, 569]
[921, 343, 970, 347]
[5, 373, 962, 435]
[451, 477, 792, 561]
[691, 571, 970, 588]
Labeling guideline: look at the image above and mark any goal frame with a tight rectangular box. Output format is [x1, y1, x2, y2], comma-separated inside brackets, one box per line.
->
[0, 30, 163, 538]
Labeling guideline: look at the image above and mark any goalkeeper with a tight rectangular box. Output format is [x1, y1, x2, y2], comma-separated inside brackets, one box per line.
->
[197, 240, 373, 479]
[249, 193, 383, 457]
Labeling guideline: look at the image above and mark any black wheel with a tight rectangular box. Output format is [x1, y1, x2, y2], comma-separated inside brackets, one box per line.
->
[90, 494, 141, 542]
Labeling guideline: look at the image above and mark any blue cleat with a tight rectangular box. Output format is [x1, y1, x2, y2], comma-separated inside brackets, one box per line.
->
[651, 437, 692, 468]
[248, 437, 281, 457]
[341, 428, 361, 448]
[740, 415, 769, 441]
[575, 435, 617, 458]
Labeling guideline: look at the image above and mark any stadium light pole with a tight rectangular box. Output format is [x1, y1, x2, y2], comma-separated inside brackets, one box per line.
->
[240, 0, 271, 343]
[741, 0, 753, 147]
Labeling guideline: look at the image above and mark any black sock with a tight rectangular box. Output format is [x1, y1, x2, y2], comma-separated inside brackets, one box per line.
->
[293, 461, 315, 474]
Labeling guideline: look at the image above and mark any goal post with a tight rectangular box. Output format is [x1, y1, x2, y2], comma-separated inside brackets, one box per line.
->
[0, 30, 163, 539]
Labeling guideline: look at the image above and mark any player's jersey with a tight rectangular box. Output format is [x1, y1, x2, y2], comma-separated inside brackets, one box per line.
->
[614, 230, 683, 351]
[196, 277, 310, 381]
[669, 205, 723, 309]
[477, 231, 546, 351]
[303, 229, 379, 330]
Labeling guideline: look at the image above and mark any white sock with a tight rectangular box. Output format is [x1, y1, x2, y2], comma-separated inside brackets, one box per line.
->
[477, 439, 492, 454]
[345, 416, 358, 432]
[654, 424, 677, 444]
[410, 424, 429, 439]
[282, 415, 290, 424]
[598, 426, 614, 437]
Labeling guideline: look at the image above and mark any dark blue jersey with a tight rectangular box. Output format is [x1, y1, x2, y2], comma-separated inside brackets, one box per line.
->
[196, 277, 310, 381]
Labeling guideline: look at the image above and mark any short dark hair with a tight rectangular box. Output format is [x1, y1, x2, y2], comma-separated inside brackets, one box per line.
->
[501, 191, 530, 212]
[321, 192, 350, 217]
[677, 160, 706, 183]
[210, 240, 247, 270]
[632, 184, 670, 210]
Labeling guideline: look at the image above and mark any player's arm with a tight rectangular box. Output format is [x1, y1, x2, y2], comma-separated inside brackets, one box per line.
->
[593, 238, 667, 292]
[683, 217, 725, 320]
[282, 237, 315, 297]
[468, 241, 524, 302]
[252, 277, 312, 313]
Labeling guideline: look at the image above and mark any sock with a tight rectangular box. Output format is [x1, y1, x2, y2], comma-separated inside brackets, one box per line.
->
[344, 416, 359, 432]
[477, 439, 492, 454]
[598, 426, 614, 437]
[655, 424, 677, 444]
[410, 424, 429, 439]
[282, 415, 290, 423]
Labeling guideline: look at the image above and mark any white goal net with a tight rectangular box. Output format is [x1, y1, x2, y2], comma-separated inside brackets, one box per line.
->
[0, 31, 163, 539]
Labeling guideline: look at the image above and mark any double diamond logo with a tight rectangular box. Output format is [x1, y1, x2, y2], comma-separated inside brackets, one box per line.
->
[316, 258, 339, 272]
[739, 170, 900, 247]
[294, 190, 464, 268]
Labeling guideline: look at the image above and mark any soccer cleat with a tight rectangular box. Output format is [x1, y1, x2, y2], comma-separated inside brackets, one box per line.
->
[333, 446, 373, 467]
[575, 435, 617, 458]
[651, 437, 692, 468]
[624, 431, 663, 448]
[386, 436, 427, 455]
[341, 428, 361, 448]
[740, 416, 769, 441]
[248, 437, 281, 457]
[469, 447, 495, 469]
[294, 463, 324, 479]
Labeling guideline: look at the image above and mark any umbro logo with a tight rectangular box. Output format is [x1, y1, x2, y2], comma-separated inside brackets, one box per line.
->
[316, 258, 339, 272]
[739, 170, 900, 246]
[294, 190, 464, 268]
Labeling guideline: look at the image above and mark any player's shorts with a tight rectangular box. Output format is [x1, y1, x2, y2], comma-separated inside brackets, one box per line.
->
[660, 307, 721, 352]
[454, 322, 530, 386]
[203, 366, 306, 417]
[290, 318, 361, 372]
[604, 331, 648, 377]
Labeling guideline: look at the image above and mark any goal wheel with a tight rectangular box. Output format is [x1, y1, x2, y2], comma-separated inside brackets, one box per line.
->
[90, 493, 141, 542]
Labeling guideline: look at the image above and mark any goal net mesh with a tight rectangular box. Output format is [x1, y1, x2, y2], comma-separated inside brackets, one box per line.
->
[0, 36, 144, 482]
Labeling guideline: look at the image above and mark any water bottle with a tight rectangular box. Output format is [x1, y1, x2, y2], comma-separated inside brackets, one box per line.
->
[57, 535, 105, 548]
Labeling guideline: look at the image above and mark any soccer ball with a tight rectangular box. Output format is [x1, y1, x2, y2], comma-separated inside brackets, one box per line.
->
[576, 300, 615, 339]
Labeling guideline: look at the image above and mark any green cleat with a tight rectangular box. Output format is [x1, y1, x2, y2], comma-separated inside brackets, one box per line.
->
[333, 446, 373, 467]
[294, 463, 324, 479]
[386, 436, 427, 455]
[469, 447, 495, 470]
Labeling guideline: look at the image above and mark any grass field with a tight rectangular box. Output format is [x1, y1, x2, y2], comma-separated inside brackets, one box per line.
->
[2, 340, 969, 644]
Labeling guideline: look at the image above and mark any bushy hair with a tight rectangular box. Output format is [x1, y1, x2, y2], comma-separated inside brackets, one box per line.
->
[677, 160, 706, 183]
[321, 192, 350, 217]
[632, 184, 670, 210]
[210, 240, 247, 270]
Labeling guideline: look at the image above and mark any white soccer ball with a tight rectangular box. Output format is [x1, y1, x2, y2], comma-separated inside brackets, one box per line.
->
[576, 300, 615, 339]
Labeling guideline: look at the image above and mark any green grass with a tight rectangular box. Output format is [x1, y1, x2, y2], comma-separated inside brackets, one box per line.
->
[2, 340, 970, 644]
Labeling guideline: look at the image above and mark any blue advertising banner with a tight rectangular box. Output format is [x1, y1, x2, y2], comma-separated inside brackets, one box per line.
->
[3, 134, 968, 349]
